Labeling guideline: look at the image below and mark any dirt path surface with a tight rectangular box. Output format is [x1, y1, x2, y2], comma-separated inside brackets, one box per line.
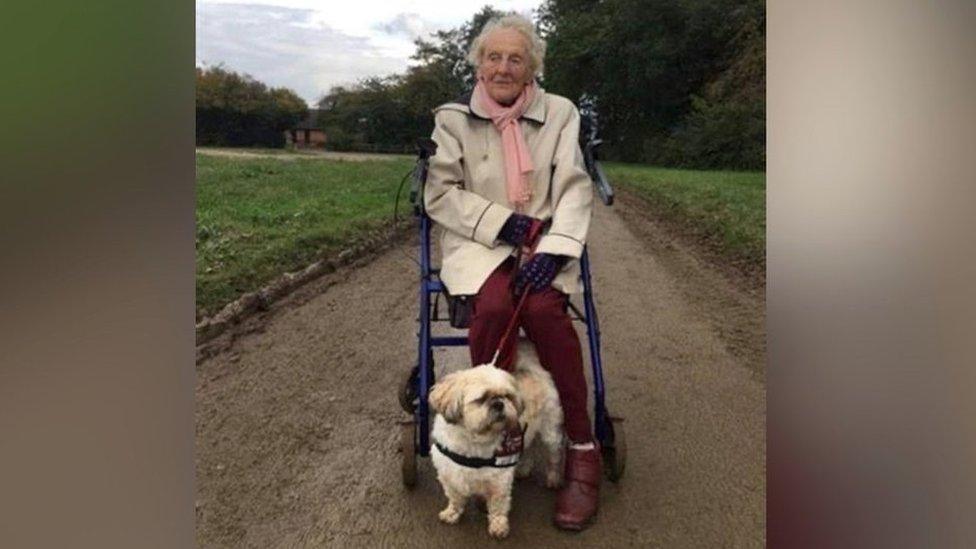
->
[196, 190, 766, 547]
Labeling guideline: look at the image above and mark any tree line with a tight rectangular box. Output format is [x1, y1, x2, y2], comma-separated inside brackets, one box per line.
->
[540, 0, 764, 168]
[319, 1, 764, 169]
[196, 66, 308, 148]
[195, 1, 764, 169]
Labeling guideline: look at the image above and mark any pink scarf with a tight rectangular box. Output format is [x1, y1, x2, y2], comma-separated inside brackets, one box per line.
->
[474, 77, 537, 210]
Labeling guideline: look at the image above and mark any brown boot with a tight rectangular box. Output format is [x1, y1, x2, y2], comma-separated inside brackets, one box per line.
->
[554, 444, 601, 530]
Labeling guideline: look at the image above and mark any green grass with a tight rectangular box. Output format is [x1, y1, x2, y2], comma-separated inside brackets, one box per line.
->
[196, 153, 764, 316]
[197, 147, 316, 156]
[197, 146, 301, 155]
[196, 153, 414, 316]
[604, 163, 765, 264]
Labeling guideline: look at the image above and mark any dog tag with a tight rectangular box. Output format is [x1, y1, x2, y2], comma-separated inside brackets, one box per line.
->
[495, 425, 524, 460]
[494, 454, 519, 466]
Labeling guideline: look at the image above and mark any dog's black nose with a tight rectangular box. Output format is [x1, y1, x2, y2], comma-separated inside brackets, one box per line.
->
[490, 400, 504, 413]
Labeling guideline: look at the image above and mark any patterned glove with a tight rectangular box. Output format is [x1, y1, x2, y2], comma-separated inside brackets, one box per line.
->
[497, 213, 534, 247]
[514, 253, 567, 295]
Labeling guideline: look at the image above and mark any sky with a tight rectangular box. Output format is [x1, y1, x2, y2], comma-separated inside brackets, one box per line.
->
[196, 0, 543, 106]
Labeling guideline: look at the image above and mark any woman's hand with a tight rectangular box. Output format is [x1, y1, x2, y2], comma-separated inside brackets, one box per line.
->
[497, 213, 535, 247]
[514, 253, 567, 295]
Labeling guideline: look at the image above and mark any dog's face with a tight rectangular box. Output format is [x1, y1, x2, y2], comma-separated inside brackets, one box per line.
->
[429, 365, 524, 434]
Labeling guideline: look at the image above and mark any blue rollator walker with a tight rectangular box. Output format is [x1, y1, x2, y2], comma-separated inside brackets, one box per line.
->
[398, 99, 625, 487]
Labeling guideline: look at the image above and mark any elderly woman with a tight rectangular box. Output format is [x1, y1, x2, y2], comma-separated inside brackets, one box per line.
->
[423, 14, 600, 530]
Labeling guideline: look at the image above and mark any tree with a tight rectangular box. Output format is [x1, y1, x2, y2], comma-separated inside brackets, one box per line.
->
[317, 6, 505, 152]
[411, 6, 506, 90]
[313, 1, 765, 168]
[662, 1, 765, 169]
[539, 0, 764, 167]
[195, 66, 308, 147]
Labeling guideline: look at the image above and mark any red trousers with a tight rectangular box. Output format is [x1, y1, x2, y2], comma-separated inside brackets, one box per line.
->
[468, 258, 593, 443]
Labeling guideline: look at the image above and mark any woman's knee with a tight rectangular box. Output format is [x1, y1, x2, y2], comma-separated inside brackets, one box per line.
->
[522, 292, 570, 326]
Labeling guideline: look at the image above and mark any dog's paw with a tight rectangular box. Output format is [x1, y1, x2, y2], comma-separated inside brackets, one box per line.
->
[439, 506, 463, 524]
[487, 516, 510, 538]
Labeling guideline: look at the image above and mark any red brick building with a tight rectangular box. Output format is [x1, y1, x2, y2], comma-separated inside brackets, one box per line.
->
[286, 109, 326, 148]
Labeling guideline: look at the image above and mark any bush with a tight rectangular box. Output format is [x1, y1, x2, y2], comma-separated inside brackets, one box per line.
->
[663, 96, 765, 170]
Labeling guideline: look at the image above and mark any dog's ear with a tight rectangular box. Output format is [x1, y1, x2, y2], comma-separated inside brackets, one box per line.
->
[429, 373, 464, 424]
[442, 394, 463, 424]
[509, 392, 525, 417]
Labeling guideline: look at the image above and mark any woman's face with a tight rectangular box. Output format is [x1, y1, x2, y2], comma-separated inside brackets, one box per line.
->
[478, 28, 532, 106]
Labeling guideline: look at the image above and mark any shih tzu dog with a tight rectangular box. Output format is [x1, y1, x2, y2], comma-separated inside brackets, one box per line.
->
[428, 339, 564, 538]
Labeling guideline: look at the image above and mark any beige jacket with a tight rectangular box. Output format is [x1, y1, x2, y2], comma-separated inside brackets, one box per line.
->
[424, 87, 594, 296]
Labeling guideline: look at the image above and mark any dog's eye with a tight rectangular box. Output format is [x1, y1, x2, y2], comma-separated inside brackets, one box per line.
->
[472, 394, 489, 404]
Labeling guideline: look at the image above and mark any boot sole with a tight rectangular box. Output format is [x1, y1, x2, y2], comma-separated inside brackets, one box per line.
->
[553, 509, 597, 531]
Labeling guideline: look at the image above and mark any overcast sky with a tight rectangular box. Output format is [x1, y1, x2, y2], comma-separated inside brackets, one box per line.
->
[196, 0, 543, 106]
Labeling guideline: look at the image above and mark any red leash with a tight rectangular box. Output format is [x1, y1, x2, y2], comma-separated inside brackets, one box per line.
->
[489, 220, 544, 369]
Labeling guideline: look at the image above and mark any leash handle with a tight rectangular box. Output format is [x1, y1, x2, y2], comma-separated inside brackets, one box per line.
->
[489, 219, 544, 369]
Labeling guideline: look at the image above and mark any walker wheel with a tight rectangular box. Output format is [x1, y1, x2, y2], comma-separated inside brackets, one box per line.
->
[602, 416, 627, 482]
[398, 365, 420, 414]
[398, 356, 434, 414]
[400, 421, 417, 489]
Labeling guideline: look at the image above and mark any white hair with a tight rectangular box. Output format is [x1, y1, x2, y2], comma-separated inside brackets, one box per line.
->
[467, 13, 547, 77]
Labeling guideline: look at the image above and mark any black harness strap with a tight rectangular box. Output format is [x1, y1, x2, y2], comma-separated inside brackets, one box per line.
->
[433, 440, 519, 469]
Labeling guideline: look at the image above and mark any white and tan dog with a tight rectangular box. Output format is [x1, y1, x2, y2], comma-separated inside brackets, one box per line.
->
[429, 339, 564, 538]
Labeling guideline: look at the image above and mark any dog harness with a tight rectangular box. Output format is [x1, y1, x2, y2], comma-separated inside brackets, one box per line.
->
[433, 425, 525, 469]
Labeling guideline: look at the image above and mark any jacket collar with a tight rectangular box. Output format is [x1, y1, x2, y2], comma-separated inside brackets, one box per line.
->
[467, 84, 547, 124]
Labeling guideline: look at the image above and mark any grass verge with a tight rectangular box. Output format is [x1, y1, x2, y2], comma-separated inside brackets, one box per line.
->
[603, 163, 765, 267]
[196, 146, 315, 156]
[196, 153, 414, 317]
[196, 153, 765, 317]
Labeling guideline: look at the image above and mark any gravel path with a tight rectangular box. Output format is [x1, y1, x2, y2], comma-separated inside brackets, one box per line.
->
[195, 189, 765, 547]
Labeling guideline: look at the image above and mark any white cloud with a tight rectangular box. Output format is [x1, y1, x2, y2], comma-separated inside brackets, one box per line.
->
[374, 13, 435, 41]
[197, 3, 411, 105]
[196, 1, 542, 105]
